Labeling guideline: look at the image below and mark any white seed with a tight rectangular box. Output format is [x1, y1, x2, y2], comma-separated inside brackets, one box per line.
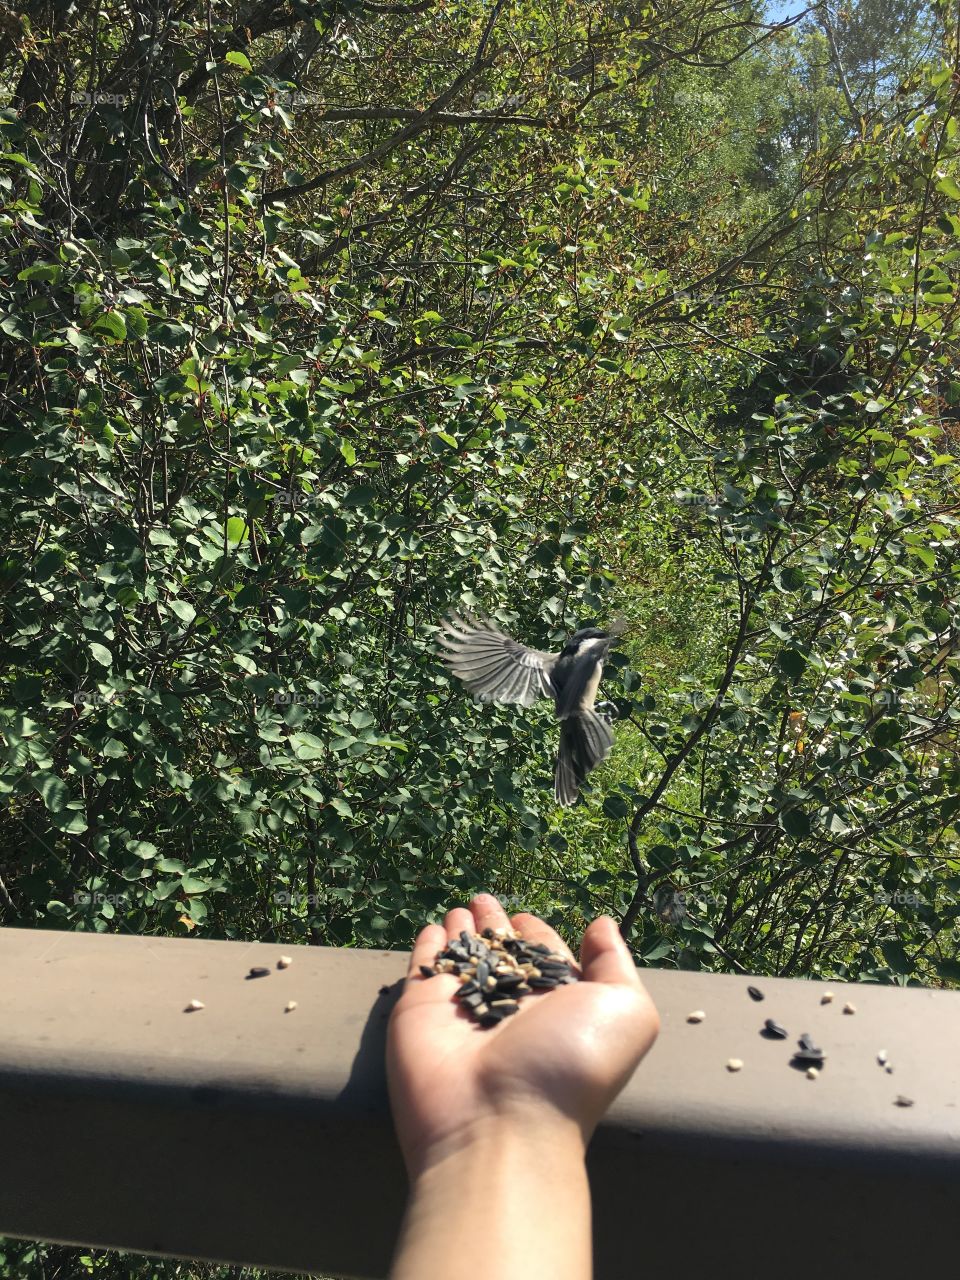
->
[277, 955, 293, 969]
[726, 1058, 743, 1072]
[284, 1000, 297, 1013]
[877, 1049, 888, 1065]
[820, 992, 834, 1004]
[687, 1010, 706, 1023]
[843, 1001, 857, 1015]
[184, 999, 205, 1012]
[806, 1067, 819, 1080]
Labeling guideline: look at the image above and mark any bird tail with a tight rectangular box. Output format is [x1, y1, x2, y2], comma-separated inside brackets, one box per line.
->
[554, 710, 615, 807]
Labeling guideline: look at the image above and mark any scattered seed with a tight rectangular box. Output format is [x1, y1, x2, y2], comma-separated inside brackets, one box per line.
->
[885, 1065, 895, 1075]
[894, 1095, 914, 1107]
[798, 1032, 819, 1052]
[284, 1000, 297, 1013]
[687, 1010, 706, 1023]
[820, 992, 834, 1004]
[843, 1001, 856, 1014]
[877, 1050, 888, 1065]
[747, 985, 765, 1002]
[419, 965, 435, 979]
[763, 1019, 788, 1039]
[184, 999, 205, 1012]
[246, 966, 271, 980]
[726, 1058, 744, 1072]
[277, 955, 293, 969]
[806, 1067, 819, 1080]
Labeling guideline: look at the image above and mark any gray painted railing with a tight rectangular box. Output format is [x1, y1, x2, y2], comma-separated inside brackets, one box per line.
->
[1, 926, 958, 1277]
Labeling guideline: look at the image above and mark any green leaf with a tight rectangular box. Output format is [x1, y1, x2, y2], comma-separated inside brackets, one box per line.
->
[168, 599, 196, 625]
[89, 643, 112, 667]
[776, 648, 806, 679]
[225, 51, 253, 70]
[91, 311, 127, 341]
[602, 794, 630, 819]
[779, 807, 811, 839]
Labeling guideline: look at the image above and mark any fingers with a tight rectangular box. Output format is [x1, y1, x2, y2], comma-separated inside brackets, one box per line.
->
[469, 892, 513, 935]
[509, 911, 578, 966]
[579, 916, 644, 987]
[443, 905, 475, 940]
[406, 923, 447, 986]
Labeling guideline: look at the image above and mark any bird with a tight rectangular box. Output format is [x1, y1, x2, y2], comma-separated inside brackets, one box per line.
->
[438, 612, 627, 806]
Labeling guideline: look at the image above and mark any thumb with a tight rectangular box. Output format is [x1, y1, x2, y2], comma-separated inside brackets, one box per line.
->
[579, 915, 644, 987]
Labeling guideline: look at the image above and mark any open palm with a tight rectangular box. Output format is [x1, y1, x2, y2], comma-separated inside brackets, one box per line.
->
[387, 893, 660, 1176]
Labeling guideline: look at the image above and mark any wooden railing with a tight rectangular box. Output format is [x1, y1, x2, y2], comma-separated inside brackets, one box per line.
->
[1, 925, 958, 1277]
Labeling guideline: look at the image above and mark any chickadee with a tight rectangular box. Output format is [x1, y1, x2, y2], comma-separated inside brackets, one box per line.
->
[438, 612, 627, 806]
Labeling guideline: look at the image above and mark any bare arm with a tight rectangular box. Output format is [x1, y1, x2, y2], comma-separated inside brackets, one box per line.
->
[386, 893, 660, 1280]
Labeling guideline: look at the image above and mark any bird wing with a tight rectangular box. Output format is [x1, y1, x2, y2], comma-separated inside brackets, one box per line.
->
[438, 613, 557, 707]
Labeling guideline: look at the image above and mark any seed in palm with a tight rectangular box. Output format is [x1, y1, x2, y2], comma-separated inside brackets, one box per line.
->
[426, 927, 579, 1026]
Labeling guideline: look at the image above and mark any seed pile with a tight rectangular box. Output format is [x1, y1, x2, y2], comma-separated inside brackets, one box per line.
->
[422, 927, 578, 1026]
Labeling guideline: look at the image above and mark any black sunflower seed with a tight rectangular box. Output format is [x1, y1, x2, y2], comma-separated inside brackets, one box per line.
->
[528, 976, 560, 989]
[747, 985, 765, 1002]
[763, 1019, 788, 1039]
[798, 1033, 820, 1053]
[476, 959, 490, 988]
[792, 1049, 826, 1066]
[419, 965, 435, 979]
[246, 966, 271, 979]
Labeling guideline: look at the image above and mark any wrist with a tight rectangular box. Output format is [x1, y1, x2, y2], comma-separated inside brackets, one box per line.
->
[405, 1102, 587, 1186]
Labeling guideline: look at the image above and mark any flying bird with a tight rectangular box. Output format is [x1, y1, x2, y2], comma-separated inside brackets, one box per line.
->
[438, 612, 627, 806]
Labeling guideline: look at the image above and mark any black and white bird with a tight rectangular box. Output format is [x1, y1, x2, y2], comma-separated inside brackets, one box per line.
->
[438, 613, 627, 806]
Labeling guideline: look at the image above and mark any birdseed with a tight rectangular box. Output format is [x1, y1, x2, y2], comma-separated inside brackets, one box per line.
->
[877, 1049, 888, 1065]
[247, 966, 271, 979]
[805, 1067, 819, 1080]
[284, 1000, 297, 1013]
[277, 955, 293, 969]
[843, 1001, 856, 1014]
[894, 1096, 914, 1107]
[747, 986, 765, 1002]
[687, 1010, 706, 1023]
[427, 927, 579, 1026]
[763, 1019, 788, 1039]
[184, 999, 205, 1012]
[820, 992, 834, 1004]
[726, 1058, 744, 1072]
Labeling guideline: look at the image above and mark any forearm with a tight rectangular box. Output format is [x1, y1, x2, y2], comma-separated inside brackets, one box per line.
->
[390, 1114, 592, 1280]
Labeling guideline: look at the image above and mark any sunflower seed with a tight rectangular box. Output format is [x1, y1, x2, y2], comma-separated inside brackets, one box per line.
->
[843, 1001, 857, 1014]
[885, 1065, 895, 1074]
[792, 1049, 826, 1066]
[820, 992, 834, 1004]
[763, 1019, 788, 1039]
[726, 1058, 744, 1072]
[277, 955, 293, 969]
[877, 1049, 888, 1065]
[747, 985, 765, 1002]
[687, 1010, 706, 1023]
[419, 965, 436, 979]
[184, 999, 205, 1012]
[284, 1000, 297, 1013]
[247, 966, 270, 979]
[894, 1095, 914, 1107]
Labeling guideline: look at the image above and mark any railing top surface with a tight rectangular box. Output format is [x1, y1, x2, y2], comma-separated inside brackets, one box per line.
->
[2, 924, 958, 1158]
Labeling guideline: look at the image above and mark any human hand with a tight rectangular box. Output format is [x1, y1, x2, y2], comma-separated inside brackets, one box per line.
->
[386, 893, 660, 1178]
